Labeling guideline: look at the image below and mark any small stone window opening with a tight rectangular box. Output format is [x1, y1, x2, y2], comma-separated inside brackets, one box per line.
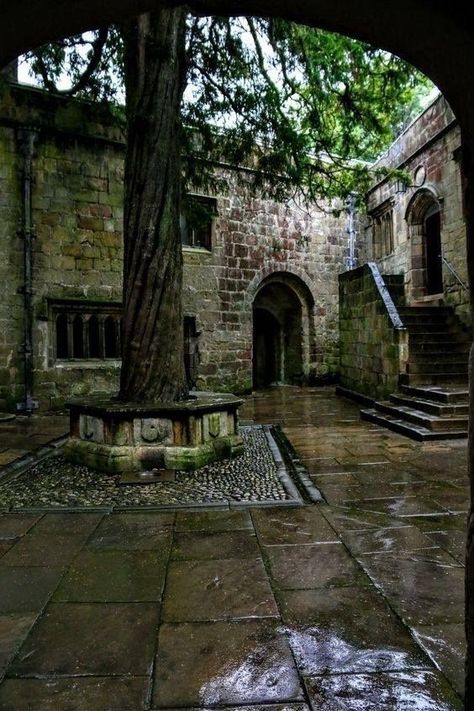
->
[88, 316, 100, 358]
[52, 301, 122, 361]
[183, 316, 201, 388]
[56, 314, 69, 359]
[104, 316, 120, 358]
[180, 195, 217, 251]
[72, 315, 84, 358]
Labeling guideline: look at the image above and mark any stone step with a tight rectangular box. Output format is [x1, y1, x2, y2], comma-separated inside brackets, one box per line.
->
[408, 331, 471, 342]
[399, 310, 452, 321]
[399, 384, 469, 404]
[360, 408, 467, 441]
[401, 371, 469, 386]
[389, 392, 469, 416]
[398, 306, 452, 314]
[402, 323, 462, 334]
[374, 400, 468, 431]
[407, 359, 468, 374]
[409, 343, 470, 355]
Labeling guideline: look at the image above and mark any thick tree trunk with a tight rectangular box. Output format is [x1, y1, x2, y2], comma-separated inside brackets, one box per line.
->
[120, 7, 188, 402]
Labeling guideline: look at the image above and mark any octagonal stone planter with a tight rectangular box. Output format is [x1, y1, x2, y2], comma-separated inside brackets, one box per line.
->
[64, 392, 244, 474]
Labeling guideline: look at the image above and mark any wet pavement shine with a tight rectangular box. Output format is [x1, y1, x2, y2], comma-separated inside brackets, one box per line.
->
[0, 386, 468, 709]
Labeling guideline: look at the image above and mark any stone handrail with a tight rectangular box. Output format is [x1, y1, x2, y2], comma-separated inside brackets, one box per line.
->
[442, 256, 469, 291]
[367, 262, 406, 330]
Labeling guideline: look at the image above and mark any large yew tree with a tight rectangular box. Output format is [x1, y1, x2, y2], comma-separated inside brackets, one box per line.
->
[21, 8, 431, 402]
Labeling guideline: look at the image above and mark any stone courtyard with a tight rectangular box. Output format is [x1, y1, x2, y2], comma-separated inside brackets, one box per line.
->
[0, 386, 466, 709]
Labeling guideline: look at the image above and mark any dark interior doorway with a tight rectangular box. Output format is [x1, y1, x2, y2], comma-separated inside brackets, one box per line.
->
[424, 206, 443, 295]
[252, 279, 304, 389]
[253, 308, 281, 388]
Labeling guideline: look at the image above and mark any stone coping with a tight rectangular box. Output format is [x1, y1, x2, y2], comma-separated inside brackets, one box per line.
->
[67, 391, 243, 418]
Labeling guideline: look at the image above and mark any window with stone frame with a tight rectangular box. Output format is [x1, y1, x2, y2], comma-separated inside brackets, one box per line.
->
[180, 195, 217, 251]
[51, 300, 122, 361]
[372, 202, 394, 258]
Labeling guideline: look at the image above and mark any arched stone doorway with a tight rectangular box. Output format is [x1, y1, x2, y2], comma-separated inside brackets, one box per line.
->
[252, 273, 313, 389]
[406, 188, 443, 301]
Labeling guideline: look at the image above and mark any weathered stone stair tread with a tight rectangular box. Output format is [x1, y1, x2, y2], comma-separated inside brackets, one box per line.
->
[410, 346, 470, 355]
[360, 408, 467, 441]
[407, 360, 468, 374]
[400, 384, 469, 403]
[409, 335, 471, 346]
[374, 400, 468, 431]
[404, 372, 468, 385]
[359, 301, 470, 440]
[389, 392, 469, 416]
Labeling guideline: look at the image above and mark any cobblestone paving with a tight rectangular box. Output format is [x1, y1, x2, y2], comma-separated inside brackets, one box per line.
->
[0, 386, 467, 709]
[0, 428, 290, 509]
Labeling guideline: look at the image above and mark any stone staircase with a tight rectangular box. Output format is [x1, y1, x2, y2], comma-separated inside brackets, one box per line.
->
[360, 278, 471, 440]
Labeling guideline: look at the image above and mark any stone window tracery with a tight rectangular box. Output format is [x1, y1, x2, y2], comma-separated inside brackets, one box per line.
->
[51, 300, 122, 361]
[371, 203, 394, 258]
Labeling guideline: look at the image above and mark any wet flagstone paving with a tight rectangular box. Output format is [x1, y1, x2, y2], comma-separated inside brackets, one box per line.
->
[0, 386, 468, 709]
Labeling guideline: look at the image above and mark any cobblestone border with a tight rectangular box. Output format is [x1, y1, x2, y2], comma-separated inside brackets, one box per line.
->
[0, 426, 311, 512]
[269, 425, 324, 504]
[0, 436, 68, 487]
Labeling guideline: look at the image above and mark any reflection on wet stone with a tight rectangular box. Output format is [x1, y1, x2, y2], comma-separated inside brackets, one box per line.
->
[153, 621, 303, 707]
[286, 625, 427, 675]
[305, 670, 464, 710]
[0, 386, 467, 708]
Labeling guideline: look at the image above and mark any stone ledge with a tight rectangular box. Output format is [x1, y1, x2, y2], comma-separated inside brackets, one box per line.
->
[64, 434, 244, 473]
[65, 391, 244, 473]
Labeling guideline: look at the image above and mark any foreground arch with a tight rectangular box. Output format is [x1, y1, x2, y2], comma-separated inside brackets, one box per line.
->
[2, 0, 474, 701]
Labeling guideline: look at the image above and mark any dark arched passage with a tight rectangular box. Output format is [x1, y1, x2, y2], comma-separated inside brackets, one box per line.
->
[252, 272, 314, 389]
[406, 188, 444, 300]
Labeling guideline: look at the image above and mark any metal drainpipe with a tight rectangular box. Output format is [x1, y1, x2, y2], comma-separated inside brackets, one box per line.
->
[17, 127, 38, 415]
[345, 193, 358, 270]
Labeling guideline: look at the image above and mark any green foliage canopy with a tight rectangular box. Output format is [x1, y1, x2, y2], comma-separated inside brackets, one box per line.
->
[24, 15, 433, 203]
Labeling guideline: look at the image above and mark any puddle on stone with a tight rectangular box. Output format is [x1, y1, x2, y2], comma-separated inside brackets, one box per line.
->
[305, 669, 463, 710]
[283, 626, 426, 675]
[196, 631, 303, 706]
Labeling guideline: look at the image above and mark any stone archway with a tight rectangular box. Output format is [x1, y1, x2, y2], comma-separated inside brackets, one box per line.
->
[405, 187, 443, 301]
[3, 0, 474, 698]
[251, 272, 314, 389]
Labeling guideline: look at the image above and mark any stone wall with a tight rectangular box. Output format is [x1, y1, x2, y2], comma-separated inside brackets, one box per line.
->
[0, 85, 125, 410]
[183, 174, 350, 393]
[339, 264, 408, 398]
[0, 84, 351, 410]
[365, 95, 468, 321]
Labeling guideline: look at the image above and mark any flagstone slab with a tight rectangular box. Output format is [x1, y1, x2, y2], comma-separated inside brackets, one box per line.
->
[9, 603, 159, 676]
[162, 557, 278, 622]
[153, 620, 303, 707]
[0, 677, 149, 710]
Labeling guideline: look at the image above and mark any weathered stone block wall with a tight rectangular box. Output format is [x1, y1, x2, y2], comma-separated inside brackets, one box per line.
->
[365, 95, 468, 321]
[0, 85, 125, 409]
[339, 265, 408, 398]
[0, 120, 23, 409]
[0, 84, 351, 409]
[183, 174, 349, 393]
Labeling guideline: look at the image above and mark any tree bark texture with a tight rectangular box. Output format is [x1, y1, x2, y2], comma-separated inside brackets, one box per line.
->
[120, 7, 188, 402]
